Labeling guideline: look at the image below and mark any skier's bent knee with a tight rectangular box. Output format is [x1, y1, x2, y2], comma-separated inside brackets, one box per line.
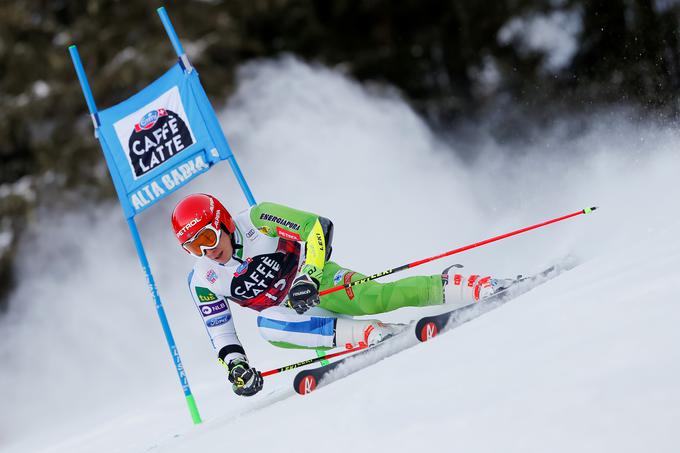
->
[256, 314, 336, 349]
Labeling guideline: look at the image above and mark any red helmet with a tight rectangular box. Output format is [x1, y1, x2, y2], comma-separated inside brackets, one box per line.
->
[171, 194, 235, 246]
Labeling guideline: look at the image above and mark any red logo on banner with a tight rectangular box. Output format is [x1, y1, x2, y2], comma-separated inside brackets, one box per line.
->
[134, 108, 168, 132]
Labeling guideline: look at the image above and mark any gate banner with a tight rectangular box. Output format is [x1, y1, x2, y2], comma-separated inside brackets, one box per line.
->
[97, 64, 230, 218]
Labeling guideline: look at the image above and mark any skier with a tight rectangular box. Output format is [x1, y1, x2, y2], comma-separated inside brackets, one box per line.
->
[172, 193, 512, 397]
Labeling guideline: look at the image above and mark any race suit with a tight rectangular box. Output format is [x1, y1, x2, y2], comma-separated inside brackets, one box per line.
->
[187, 202, 443, 364]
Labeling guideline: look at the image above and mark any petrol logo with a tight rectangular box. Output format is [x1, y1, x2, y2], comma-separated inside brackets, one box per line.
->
[276, 227, 301, 241]
[176, 217, 200, 239]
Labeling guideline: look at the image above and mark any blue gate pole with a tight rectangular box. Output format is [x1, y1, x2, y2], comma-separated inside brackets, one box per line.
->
[223, 154, 257, 207]
[157, 6, 257, 207]
[68, 44, 202, 424]
[127, 218, 202, 424]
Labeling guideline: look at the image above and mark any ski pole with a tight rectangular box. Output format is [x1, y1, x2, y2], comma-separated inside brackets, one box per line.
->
[320, 206, 597, 297]
[261, 343, 368, 377]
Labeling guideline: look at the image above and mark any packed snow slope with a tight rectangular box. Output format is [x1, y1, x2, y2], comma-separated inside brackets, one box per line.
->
[1, 57, 679, 452]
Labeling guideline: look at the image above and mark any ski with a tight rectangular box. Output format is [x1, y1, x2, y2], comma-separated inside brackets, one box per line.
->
[293, 261, 572, 395]
[292, 324, 412, 394]
[415, 263, 561, 342]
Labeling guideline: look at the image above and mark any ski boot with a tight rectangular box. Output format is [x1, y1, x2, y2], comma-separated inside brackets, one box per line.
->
[442, 264, 516, 310]
[334, 318, 404, 349]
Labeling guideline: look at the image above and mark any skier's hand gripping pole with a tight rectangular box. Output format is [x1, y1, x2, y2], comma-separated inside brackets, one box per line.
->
[220, 357, 264, 396]
[319, 206, 598, 297]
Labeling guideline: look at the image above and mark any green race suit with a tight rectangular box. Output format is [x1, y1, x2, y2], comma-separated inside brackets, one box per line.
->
[318, 261, 443, 315]
[248, 202, 444, 314]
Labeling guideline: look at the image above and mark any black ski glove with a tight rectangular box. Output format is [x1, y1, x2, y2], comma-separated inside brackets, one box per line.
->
[227, 358, 263, 397]
[288, 274, 320, 314]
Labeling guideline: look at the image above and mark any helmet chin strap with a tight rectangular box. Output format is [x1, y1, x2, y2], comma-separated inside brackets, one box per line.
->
[223, 224, 242, 255]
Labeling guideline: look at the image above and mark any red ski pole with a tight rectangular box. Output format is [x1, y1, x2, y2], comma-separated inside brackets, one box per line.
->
[261, 343, 368, 377]
[320, 206, 597, 297]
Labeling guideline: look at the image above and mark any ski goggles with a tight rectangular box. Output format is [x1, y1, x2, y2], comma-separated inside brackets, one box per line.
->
[182, 224, 222, 257]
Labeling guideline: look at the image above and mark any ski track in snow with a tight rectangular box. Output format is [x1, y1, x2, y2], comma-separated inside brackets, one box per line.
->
[1, 56, 680, 452]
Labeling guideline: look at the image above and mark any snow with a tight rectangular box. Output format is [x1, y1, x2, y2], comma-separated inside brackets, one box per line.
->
[0, 176, 35, 201]
[0, 228, 12, 255]
[32, 81, 50, 99]
[654, 0, 680, 13]
[469, 55, 502, 97]
[498, 9, 583, 73]
[1, 57, 680, 453]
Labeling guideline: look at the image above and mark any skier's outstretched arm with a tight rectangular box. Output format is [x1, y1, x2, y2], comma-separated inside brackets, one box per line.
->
[188, 271, 263, 396]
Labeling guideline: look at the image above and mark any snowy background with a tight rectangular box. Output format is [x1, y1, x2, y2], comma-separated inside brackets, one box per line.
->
[1, 54, 679, 452]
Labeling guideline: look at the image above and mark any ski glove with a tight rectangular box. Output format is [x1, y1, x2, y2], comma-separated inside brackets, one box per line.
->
[288, 274, 320, 314]
[227, 358, 263, 397]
